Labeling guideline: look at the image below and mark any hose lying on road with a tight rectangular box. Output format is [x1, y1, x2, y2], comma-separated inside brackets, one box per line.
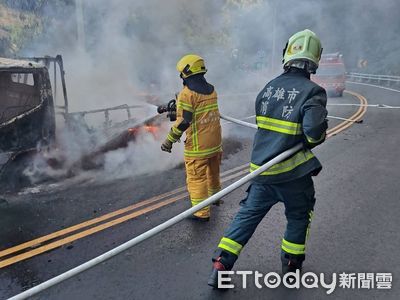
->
[327, 115, 363, 123]
[327, 103, 400, 108]
[8, 115, 303, 300]
[221, 113, 362, 125]
[220, 113, 258, 129]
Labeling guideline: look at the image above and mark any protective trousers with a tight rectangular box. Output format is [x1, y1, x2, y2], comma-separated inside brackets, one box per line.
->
[184, 153, 222, 218]
[214, 174, 315, 269]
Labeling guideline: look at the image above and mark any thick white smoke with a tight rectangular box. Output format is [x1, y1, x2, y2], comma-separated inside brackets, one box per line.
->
[18, 0, 400, 184]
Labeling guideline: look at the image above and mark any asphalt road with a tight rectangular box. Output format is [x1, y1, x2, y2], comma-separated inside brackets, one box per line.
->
[1, 83, 399, 299]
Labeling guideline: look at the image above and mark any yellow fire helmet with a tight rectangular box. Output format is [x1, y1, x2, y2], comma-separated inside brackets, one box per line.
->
[176, 54, 207, 79]
[282, 29, 323, 73]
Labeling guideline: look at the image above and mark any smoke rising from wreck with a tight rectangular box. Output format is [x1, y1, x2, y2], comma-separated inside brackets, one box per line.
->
[19, 0, 400, 182]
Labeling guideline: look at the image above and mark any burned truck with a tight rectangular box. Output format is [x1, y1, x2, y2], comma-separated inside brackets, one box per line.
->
[0, 55, 164, 191]
[0, 57, 56, 188]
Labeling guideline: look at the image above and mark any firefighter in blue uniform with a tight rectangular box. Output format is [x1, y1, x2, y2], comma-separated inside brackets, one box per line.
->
[208, 29, 328, 287]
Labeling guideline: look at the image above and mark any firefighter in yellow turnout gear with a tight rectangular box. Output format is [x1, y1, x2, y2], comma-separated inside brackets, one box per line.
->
[161, 54, 222, 221]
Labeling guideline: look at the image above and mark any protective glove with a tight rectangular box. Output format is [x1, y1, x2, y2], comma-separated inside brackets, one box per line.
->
[161, 139, 173, 153]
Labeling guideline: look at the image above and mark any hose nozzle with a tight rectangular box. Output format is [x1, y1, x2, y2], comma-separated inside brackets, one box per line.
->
[157, 99, 177, 121]
[157, 105, 168, 114]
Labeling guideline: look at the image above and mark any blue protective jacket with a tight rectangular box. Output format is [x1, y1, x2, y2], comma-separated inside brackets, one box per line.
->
[250, 68, 328, 183]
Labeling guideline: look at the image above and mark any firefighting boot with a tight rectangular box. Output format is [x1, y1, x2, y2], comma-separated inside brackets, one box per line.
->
[212, 199, 224, 206]
[189, 215, 210, 222]
[208, 251, 237, 288]
[207, 257, 229, 288]
[281, 253, 305, 274]
[189, 204, 210, 222]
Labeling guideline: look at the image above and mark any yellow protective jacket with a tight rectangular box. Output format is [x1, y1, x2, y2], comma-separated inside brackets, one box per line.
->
[167, 85, 222, 159]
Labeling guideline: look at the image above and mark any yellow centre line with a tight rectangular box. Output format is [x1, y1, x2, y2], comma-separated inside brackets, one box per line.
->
[327, 90, 368, 137]
[0, 168, 253, 268]
[0, 196, 183, 268]
[0, 90, 367, 268]
[0, 161, 248, 259]
[0, 187, 186, 259]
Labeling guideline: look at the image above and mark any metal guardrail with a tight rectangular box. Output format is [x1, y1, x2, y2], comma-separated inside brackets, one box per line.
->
[64, 104, 145, 129]
[347, 72, 400, 83]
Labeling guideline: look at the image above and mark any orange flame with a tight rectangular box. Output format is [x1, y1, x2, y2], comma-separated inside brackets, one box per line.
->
[143, 125, 159, 134]
[128, 124, 159, 137]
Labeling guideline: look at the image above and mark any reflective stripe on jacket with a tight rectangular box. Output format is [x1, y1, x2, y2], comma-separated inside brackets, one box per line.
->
[173, 86, 222, 159]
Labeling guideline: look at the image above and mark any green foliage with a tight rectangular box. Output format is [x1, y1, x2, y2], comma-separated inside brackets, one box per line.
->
[0, 3, 43, 55]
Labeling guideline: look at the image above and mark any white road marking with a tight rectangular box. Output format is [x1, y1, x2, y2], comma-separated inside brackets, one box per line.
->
[346, 80, 400, 93]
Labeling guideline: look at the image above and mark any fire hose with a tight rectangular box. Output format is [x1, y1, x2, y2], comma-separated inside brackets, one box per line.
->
[220, 114, 258, 129]
[9, 116, 303, 300]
